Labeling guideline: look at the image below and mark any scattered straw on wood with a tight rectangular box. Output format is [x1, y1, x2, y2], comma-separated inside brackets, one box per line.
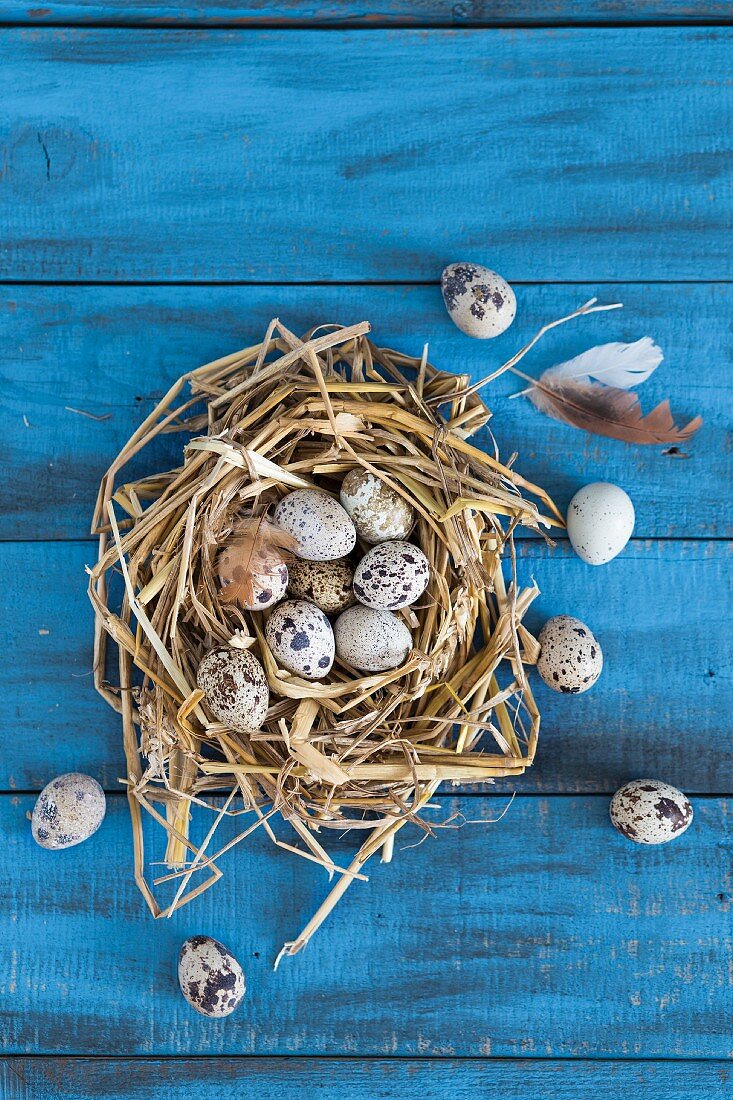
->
[88, 304, 611, 961]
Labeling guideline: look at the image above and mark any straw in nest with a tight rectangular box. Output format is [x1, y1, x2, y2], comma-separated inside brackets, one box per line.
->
[87, 302, 614, 960]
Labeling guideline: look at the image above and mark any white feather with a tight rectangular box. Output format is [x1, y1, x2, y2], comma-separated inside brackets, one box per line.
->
[544, 337, 663, 390]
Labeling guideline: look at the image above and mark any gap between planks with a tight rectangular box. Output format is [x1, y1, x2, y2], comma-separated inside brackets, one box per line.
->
[0, 20, 732, 30]
[2, 1052, 732, 1063]
[2, 279, 733, 287]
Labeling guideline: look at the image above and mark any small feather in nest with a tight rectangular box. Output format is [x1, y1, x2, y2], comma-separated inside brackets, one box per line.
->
[521, 338, 702, 445]
[218, 514, 299, 607]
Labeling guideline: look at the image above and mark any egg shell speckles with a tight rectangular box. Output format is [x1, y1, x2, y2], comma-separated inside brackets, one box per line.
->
[178, 935, 245, 1018]
[238, 562, 289, 611]
[536, 615, 603, 694]
[353, 541, 430, 611]
[335, 605, 413, 672]
[567, 482, 635, 566]
[610, 779, 693, 845]
[288, 557, 355, 615]
[197, 647, 269, 733]
[31, 773, 106, 850]
[339, 469, 415, 544]
[441, 262, 516, 339]
[274, 489, 356, 562]
[266, 599, 335, 680]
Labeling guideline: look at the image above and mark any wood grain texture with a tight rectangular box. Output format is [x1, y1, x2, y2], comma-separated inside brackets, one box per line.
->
[3, 539, 730, 793]
[1, 28, 731, 282]
[0, 283, 725, 541]
[1, 1056, 731, 1100]
[2, 793, 730, 1056]
[2, 1, 732, 26]
[2, 14, 730, 1078]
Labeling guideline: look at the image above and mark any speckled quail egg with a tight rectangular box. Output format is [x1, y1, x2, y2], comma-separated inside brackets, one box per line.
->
[536, 615, 603, 694]
[288, 557, 355, 615]
[238, 562, 289, 611]
[178, 935, 245, 1018]
[274, 489, 356, 561]
[441, 262, 516, 339]
[31, 773, 106, 850]
[567, 482, 635, 566]
[266, 599, 335, 680]
[335, 605, 413, 672]
[610, 779, 693, 845]
[353, 540, 430, 611]
[197, 646, 269, 732]
[339, 469, 415, 544]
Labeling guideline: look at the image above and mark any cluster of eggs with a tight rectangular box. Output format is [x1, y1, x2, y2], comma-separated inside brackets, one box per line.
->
[196, 471, 428, 732]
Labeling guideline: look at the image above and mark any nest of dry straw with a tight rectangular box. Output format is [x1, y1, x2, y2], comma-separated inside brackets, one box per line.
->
[88, 316, 568, 958]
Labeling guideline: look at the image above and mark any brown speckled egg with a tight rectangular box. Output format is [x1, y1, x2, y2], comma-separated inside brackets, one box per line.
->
[274, 489, 356, 561]
[288, 557, 354, 615]
[238, 562, 289, 611]
[334, 605, 413, 672]
[536, 615, 602, 694]
[265, 599, 335, 680]
[197, 647, 269, 732]
[178, 935, 245, 1018]
[353, 540, 430, 610]
[441, 262, 516, 339]
[610, 779, 693, 845]
[31, 773, 106, 850]
[340, 469, 414, 544]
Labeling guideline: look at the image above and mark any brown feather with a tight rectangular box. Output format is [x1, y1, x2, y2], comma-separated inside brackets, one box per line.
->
[527, 377, 702, 445]
[218, 514, 299, 607]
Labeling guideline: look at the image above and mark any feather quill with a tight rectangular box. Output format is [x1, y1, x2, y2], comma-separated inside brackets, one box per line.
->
[523, 338, 702, 445]
[218, 514, 299, 607]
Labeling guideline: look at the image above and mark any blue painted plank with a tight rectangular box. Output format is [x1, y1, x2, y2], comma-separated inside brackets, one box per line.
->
[1, 1056, 730, 1100]
[2, 1, 733, 26]
[1, 1, 731, 24]
[1, 793, 729, 1056]
[3, 539, 730, 793]
[0, 29, 731, 281]
[0, 283, 724, 541]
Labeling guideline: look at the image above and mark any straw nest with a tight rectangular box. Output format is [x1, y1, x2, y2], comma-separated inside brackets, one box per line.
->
[88, 316, 569, 958]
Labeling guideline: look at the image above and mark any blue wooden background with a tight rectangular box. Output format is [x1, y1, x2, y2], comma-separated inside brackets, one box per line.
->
[0, 5, 731, 1097]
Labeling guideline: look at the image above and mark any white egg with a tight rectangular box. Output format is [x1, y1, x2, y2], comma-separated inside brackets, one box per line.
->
[178, 935, 245, 1018]
[536, 615, 603, 694]
[334, 605, 413, 672]
[274, 489, 356, 561]
[353, 541, 430, 610]
[610, 779, 693, 845]
[288, 557, 355, 615]
[31, 773, 106, 850]
[566, 482, 634, 566]
[238, 562, 289, 611]
[340, 469, 414, 544]
[266, 599, 335, 680]
[197, 647, 269, 732]
[441, 262, 516, 339]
